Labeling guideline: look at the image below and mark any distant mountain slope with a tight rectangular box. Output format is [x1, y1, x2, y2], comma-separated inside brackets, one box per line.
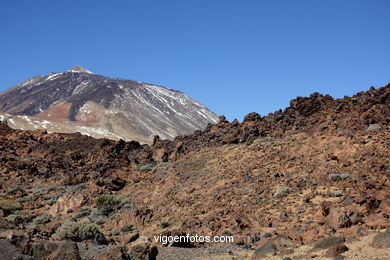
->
[0, 66, 219, 143]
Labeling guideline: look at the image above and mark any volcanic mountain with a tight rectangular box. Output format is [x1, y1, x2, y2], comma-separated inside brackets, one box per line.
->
[0, 66, 219, 143]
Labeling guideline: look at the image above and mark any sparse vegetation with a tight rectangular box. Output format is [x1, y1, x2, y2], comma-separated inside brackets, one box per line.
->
[328, 174, 342, 182]
[49, 193, 62, 205]
[159, 221, 169, 229]
[55, 220, 107, 244]
[4, 214, 22, 224]
[0, 200, 22, 215]
[140, 164, 154, 172]
[75, 206, 91, 219]
[273, 187, 292, 198]
[328, 173, 350, 182]
[95, 195, 122, 215]
[33, 213, 53, 225]
[107, 229, 121, 237]
[253, 137, 276, 144]
[120, 224, 134, 233]
[331, 190, 343, 197]
[75, 183, 86, 190]
[6, 186, 26, 196]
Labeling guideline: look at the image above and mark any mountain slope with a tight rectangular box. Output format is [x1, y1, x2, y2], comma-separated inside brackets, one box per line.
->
[0, 84, 389, 259]
[0, 66, 219, 143]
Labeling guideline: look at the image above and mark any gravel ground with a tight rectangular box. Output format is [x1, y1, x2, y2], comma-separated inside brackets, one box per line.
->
[157, 245, 253, 260]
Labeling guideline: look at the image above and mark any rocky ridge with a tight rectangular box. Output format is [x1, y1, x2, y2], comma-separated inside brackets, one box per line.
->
[0, 84, 389, 259]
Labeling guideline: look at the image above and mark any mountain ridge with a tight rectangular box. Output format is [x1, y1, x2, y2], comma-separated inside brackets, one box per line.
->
[0, 66, 219, 143]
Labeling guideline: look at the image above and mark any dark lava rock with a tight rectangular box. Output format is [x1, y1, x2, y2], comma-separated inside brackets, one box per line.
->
[313, 237, 346, 250]
[243, 112, 262, 122]
[46, 242, 81, 260]
[32, 241, 60, 259]
[0, 239, 32, 260]
[32, 241, 81, 260]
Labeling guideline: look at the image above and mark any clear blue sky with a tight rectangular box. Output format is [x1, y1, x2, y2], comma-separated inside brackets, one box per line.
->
[0, 1, 389, 121]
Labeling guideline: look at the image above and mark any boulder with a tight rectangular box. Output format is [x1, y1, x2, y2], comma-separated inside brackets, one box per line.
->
[46, 242, 81, 260]
[96, 245, 130, 260]
[128, 241, 158, 260]
[325, 244, 348, 257]
[32, 241, 60, 259]
[371, 229, 390, 248]
[49, 194, 85, 216]
[0, 239, 31, 260]
[313, 237, 346, 250]
[108, 176, 126, 191]
[365, 213, 388, 228]
[251, 242, 277, 259]
[325, 208, 351, 229]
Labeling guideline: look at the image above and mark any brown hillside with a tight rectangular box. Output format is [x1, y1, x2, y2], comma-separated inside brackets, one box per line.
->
[0, 84, 389, 259]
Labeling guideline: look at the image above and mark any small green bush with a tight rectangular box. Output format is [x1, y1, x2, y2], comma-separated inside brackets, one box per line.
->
[75, 207, 91, 219]
[328, 174, 342, 181]
[273, 187, 292, 198]
[75, 183, 86, 190]
[253, 137, 276, 144]
[140, 164, 154, 172]
[4, 214, 22, 224]
[33, 213, 52, 225]
[331, 190, 343, 197]
[120, 224, 134, 233]
[0, 200, 22, 214]
[49, 194, 62, 206]
[95, 195, 122, 215]
[6, 186, 26, 196]
[55, 220, 107, 244]
[107, 229, 120, 237]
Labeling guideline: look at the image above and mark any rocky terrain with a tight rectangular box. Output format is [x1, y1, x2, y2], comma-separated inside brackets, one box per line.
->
[0, 84, 389, 259]
[0, 66, 218, 143]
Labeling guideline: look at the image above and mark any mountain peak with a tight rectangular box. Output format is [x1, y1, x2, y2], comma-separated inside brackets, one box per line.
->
[67, 65, 93, 74]
[0, 68, 219, 143]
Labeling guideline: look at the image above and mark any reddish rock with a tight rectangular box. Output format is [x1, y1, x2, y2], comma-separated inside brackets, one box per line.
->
[128, 241, 158, 260]
[49, 195, 86, 216]
[46, 242, 81, 260]
[96, 245, 129, 260]
[371, 229, 390, 248]
[365, 213, 388, 228]
[313, 237, 346, 250]
[325, 244, 349, 257]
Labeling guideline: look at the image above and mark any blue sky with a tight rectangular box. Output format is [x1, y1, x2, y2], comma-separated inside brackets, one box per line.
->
[0, 1, 389, 121]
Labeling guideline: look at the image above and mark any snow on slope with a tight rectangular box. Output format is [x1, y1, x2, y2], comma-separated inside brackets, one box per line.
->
[0, 66, 219, 143]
